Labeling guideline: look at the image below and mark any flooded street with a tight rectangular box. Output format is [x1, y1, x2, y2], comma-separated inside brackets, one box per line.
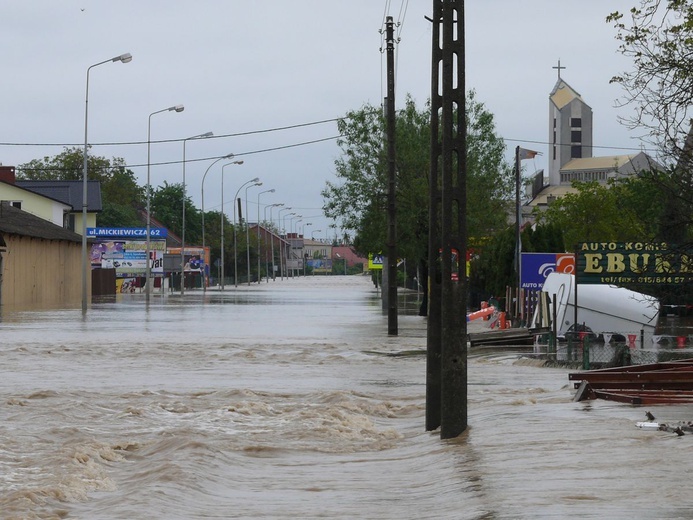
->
[2, 275, 692, 519]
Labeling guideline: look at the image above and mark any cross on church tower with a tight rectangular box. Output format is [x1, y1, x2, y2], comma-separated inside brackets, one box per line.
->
[553, 59, 566, 79]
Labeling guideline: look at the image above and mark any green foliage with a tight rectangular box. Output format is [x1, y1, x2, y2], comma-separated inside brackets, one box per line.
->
[532, 176, 677, 248]
[607, 1, 693, 302]
[151, 181, 184, 236]
[469, 223, 565, 301]
[323, 92, 513, 266]
[607, 1, 693, 146]
[469, 227, 516, 298]
[99, 201, 141, 227]
[150, 181, 203, 245]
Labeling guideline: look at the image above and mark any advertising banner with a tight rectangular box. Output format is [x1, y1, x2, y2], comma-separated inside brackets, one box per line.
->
[91, 240, 166, 277]
[576, 242, 693, 284]
[521, 252, 575, 289]
[307, 258, 333, 273]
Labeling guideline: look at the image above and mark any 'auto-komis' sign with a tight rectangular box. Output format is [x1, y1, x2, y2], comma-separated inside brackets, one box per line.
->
[577, 241, 693, 284]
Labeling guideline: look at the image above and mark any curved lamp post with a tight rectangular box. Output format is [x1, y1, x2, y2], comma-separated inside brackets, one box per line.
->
[146, 104, 184, 303]
[200, 153, 237, 290]
[232, 178, 260, 288]
[265, 203, 283, 281]
[256, 188, 275, 284]
[244, 182, 263, 285]
[82, 52, 132, 314]
[219, 163, 247, 290]
[181, 131, 213, 295]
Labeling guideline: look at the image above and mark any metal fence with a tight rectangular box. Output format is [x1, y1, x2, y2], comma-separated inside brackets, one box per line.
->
[533, 332, 693, 370]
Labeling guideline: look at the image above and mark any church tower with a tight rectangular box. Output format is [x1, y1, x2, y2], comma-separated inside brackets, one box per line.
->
[548, 61, 593, 186]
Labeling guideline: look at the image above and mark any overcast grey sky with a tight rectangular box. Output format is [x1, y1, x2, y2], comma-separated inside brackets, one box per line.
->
[1, 1, 643, 240]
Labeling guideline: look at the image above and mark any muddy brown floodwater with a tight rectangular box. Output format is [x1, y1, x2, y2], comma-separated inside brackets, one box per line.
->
[1, 275, 692, 519]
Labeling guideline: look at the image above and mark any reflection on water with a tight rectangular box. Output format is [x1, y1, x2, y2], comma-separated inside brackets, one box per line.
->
[1, 276, 693, 519]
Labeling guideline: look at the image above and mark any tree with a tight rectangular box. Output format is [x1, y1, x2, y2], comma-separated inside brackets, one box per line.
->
[533, 180, 655, 248]
[607, 1, 693, 149]
[150, 181, 203, 245]
[608, 2, 693, 301]
[322, 92, 513, 272]
[469, 222, 566, 308]
[17, 147, 145, 227]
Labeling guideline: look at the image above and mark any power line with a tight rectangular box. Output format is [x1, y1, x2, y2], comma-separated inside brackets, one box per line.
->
[503, 137, 659, 154]
[17, 135, 342, 172]
[126, 135, 342, 169]
[0, 116, 345, 148]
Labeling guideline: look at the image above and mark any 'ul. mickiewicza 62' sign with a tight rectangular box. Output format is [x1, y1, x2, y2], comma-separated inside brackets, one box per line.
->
[576, 241, 693, 285]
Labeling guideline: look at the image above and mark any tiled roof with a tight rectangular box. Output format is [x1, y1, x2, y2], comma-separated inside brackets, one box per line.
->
[527, 185, 577, 206]
[560, 155, 636, 171]
[0, 202, 82, 243]
[15, 180, 102, 212]
[549, 79, 587, 110]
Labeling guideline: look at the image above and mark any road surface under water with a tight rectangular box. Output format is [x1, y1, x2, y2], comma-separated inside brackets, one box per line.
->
[1, 276, 692, 519]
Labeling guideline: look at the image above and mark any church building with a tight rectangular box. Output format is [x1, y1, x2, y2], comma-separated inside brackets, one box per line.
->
[526, 63, 659, 215]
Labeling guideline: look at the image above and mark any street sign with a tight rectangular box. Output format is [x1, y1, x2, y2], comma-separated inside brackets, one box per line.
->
[368, 253, 384, 270]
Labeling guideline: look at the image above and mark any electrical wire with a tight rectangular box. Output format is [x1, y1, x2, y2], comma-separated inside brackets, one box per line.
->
[17, 135, 342, 172]
[0, 117, 344, 149]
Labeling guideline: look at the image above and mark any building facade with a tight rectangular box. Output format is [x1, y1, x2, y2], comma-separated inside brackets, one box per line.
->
[548, 77, 593, 186]
[0, 202, 84, 308]
[527, 70, 660, 217]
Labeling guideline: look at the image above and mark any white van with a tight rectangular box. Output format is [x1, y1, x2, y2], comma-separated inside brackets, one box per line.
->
[531, 272, 660, 340]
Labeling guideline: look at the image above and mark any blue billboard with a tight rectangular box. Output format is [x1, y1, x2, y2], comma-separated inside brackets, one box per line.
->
[521, 253, 575, 289]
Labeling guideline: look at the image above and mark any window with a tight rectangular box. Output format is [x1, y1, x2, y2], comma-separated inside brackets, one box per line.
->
[10, 201, 21, 209]
[66, 213, 76, 231]
[571, 130, 582, 142]
[571, 145, 582, 158]
[571, 117, 582, 127]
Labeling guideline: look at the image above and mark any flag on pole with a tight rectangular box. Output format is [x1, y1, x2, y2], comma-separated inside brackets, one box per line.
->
[518, 148, 540, 160]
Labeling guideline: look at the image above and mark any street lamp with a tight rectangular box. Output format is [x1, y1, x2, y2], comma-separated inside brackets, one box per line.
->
[256, 188, 275, 284]
[201, 153, 237, 290]
[278, 208, 293, 280]
[311, 229, 322, 240]
[245, 182, 263, 285]
[219, 163, 247, 290]
[233, 178, 260, 287]
[291, 216, 302, 235]
[146, 104, 184, 303]
[181, 131, 213, 295]
[264, 203, 283, 281]
[82, 52, 132, 314]
[336, 253, 347, 276]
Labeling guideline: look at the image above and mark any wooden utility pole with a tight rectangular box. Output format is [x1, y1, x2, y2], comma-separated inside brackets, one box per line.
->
[385, 16, 398, 336]
[426, 0, 468, 439]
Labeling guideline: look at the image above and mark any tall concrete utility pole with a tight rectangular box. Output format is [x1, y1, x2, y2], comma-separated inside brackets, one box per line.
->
[385, 16, 398, 336]
[426, 0, 468, 440]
